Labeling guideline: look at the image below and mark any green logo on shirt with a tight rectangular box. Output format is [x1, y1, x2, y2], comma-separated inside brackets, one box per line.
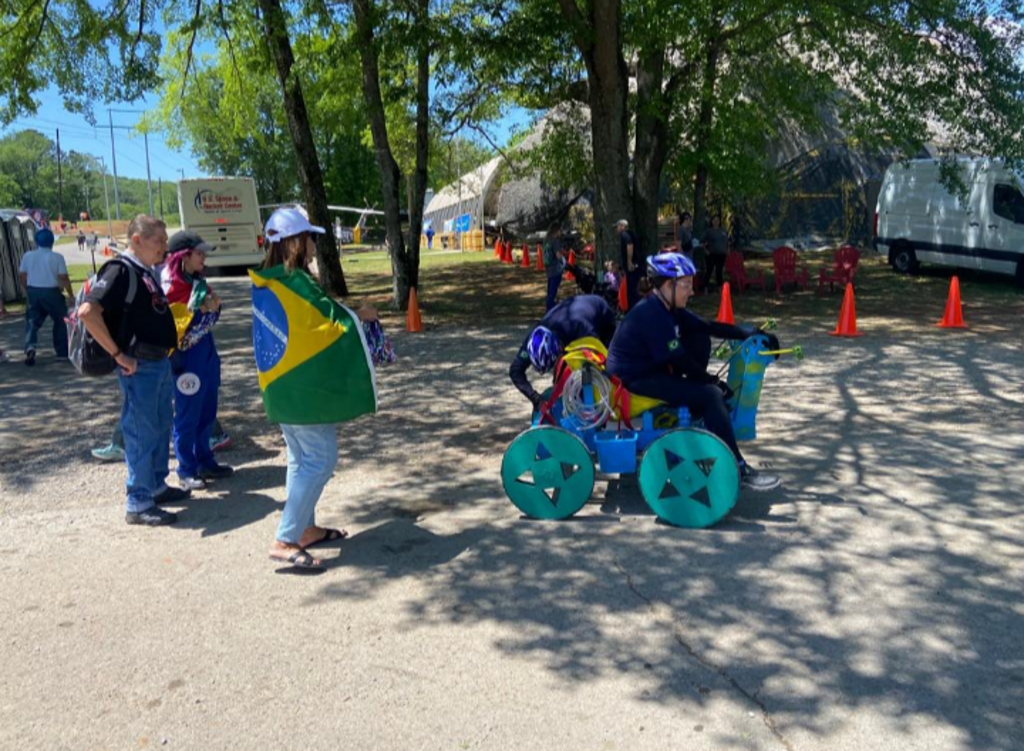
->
[668, 339, 680, 351]
[519, 350, 530, 360]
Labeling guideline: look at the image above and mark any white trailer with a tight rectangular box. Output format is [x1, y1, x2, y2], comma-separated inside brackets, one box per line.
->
[177, 177, 264, 267]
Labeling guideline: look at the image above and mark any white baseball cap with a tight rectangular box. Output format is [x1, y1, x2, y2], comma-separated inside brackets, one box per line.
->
[264, 206, 326, 242]
[614, 219, 629, 228]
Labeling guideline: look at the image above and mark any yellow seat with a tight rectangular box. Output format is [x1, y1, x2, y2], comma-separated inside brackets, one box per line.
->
[560, 338, 666, 421]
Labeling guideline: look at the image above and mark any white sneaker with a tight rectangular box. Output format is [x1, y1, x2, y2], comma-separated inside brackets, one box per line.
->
[740, 464, 781, 491]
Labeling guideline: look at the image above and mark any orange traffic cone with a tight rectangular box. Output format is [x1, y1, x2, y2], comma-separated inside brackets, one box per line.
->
[829, 282, 863, 337]
[406, 287, 423, 333]
[565, 250, 576, 281]
[618, 277, 629, 312]
[521, 245, 531, 268]
[494, 240, 503, 259]
[506, 244, 515, 264]
[102, 246, 111, 257]
[937, 276, 967, 328]
[536, 245, 545, 271]
[716, 282, 735, 324]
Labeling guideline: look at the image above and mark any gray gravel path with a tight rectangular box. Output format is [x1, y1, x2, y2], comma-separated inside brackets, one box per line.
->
[1, 277, 1021, 751]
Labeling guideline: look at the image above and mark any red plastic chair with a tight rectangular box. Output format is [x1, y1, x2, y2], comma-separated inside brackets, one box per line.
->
[772, 246, 810, 294]
[818, 245, 861, 293]
[724, 251, 766, 293]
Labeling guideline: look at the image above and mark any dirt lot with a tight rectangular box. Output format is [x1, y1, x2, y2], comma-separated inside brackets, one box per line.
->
[1, 255, 1022, 751]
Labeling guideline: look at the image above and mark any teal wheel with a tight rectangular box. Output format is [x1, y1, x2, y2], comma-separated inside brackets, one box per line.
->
[638, 428, 740, 528]
[501, 426, 595, 520]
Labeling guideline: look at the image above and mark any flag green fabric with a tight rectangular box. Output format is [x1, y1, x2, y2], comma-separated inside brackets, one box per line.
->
[249, 265, 377, 424]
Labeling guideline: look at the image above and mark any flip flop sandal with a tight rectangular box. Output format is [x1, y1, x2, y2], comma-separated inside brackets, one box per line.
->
[270, 550, 322, 569]
[306, 528, 349, 548]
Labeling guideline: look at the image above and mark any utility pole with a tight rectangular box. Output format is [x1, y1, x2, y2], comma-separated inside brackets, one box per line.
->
[55, 128, 64, 222]
[108, 110, 121, 220]
[144, 131, 154, 215]
[158, 177, 165, 220]
[99, 157, 113, 239]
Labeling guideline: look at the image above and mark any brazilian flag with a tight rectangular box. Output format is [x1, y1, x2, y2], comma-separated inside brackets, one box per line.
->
[249, 266, 377, 425]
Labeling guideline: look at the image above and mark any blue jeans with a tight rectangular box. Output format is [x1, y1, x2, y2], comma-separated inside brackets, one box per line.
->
[545, 274, 562, 311]
[171, 336, 220, 479]
[278, 424, 338, 544]
[119, 358, 174, 512]
[24, 287, 68, 356]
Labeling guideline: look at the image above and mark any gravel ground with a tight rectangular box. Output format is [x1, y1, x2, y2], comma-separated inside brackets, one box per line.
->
[0, 275, 1022, 751]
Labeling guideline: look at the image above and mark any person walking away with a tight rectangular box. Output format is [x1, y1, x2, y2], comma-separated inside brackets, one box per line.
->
[614, 219, 642, 310]
[253, 208, 379, 570]
[76, 229, 86, 253]
[676, 212, 694, 256]
[19, 227, 74, 366]
[77, 215, 190, 526]
[425, 224, 435, 250]
[543, 224, 566, 311]
[162, 230, 233, 490]
[702, 214, 729, 291]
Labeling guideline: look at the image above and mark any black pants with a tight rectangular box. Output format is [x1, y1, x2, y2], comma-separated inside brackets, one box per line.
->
[625, 326, 742, 461]
[707, 253, 726, 289]
[626, 267, 643, 309]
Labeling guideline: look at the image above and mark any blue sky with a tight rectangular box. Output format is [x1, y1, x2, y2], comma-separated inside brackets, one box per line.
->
[0, 89, 201, 182]
[1, 85, 532, 186]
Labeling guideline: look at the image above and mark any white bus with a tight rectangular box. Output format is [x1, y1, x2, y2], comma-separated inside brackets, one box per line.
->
[177, 177, 264, 267]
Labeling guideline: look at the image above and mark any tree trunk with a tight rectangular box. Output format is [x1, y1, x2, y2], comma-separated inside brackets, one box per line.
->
[408, 0, 429, 291]
[691, 41, 721, 237]
[352, 0, 412, 310]
[258, 0, 348, 295]
[632, 46, 669, 261]
[558, 0, 632, 267]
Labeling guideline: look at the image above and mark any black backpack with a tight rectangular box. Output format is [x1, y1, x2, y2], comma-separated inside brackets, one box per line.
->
[66, 259, 139, 376]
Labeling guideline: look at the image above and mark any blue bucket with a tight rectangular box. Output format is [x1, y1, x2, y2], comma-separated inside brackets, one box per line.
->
[595, 431, 638, 474]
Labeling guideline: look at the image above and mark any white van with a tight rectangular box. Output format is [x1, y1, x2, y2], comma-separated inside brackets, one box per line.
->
[874, 158, 1024, 285]
[177, 177, 263, 267]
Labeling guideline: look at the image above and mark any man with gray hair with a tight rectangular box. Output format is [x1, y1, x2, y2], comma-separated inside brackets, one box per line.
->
[77, 215, 189, 526]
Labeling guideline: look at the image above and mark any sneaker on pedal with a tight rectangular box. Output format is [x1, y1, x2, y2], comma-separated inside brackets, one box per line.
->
[92, 443, 126, 462]
[126, 507, 178, 526]
[740, 464, 781, 491]
[198, 463, 234, 481]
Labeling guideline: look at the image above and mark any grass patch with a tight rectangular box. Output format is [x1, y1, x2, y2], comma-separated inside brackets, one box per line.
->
[41, 250, 1024, 334]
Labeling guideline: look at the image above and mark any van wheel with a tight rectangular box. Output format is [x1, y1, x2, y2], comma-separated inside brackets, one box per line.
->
[891, 244, 918, 274]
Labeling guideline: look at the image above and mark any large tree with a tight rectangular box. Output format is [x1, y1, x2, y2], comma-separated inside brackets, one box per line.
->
[349, 0, 432, 309]
[459, 0, 1024, 261]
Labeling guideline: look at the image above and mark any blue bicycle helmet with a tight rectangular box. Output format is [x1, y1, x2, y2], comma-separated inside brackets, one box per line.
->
[527, 326, 561, 372]
[646, 252, 696, 279]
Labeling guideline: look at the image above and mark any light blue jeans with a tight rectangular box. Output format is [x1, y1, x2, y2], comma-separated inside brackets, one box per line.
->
[119, 358, 173, 513]
[278, 424, 338, 544]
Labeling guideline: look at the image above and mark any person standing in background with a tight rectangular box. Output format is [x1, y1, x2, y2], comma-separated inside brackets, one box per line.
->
[615, 219, 642, 310]
[702, 214, 729, 292]
[18, 227, 74, 366]
[543, 223, 566, 311]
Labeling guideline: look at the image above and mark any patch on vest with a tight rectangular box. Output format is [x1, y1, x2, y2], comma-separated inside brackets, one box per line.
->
[176, 372, 201, 396]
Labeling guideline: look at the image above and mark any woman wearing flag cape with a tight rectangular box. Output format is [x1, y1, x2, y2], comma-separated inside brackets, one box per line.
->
[251, 208, 379, 570]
